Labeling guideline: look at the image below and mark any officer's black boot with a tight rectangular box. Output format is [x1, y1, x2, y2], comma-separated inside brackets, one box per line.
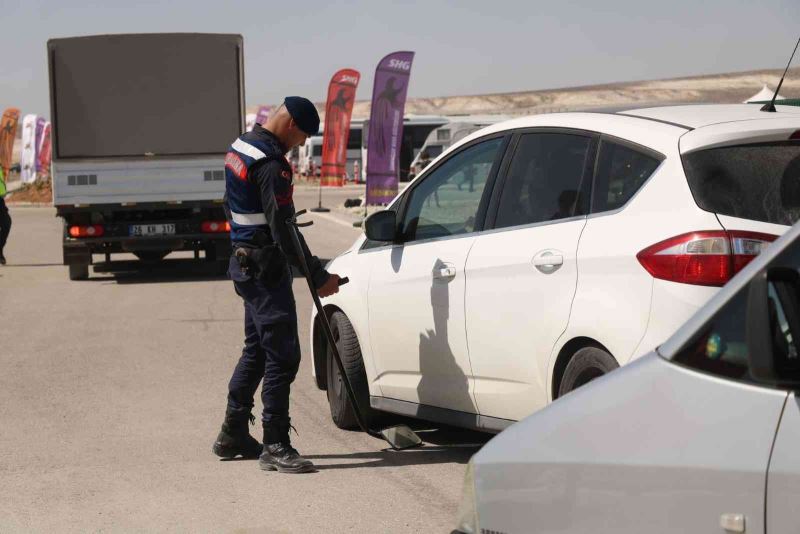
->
[258, 420, 315, 474]
[212, 408, 263, 459]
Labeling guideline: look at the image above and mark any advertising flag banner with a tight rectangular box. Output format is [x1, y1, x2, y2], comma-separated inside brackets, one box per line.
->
[245, 113, 257, 132]
[34, 116, 46, 173]
[38, 122, 52, 179]
[255, 105, 272, 126]
[0, 108, 20, 176]
[321, 69, 360, 187]
[366, 51, 414, 205]
[21, 114, 38, 183]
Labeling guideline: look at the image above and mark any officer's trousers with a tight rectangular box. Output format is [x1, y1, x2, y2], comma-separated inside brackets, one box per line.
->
[0, 197, 11, 252]
[226, 272, 301, 425]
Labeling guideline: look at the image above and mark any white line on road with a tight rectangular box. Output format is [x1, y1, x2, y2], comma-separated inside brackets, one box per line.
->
[307, 210, 363, 232]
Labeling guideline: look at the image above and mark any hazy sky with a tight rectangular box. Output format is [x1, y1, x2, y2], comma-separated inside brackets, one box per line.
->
[3, 0, 798, 119]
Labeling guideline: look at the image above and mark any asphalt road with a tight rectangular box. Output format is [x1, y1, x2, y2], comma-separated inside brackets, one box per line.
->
[0, 185, 491, 533]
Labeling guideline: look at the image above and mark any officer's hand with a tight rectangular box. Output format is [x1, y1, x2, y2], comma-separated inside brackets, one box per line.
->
[318, 274, 341, 298]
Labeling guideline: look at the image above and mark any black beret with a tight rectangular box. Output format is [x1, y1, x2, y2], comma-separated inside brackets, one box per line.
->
[284, 96, 320, 136]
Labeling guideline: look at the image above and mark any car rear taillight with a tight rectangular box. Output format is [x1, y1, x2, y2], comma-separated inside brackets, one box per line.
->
[68, 225, 104, 238]
[201, 220, 230, 233]
[637, 230, 777, 286]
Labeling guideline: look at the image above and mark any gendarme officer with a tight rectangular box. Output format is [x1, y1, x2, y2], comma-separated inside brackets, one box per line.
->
[213, 97, 340, 473]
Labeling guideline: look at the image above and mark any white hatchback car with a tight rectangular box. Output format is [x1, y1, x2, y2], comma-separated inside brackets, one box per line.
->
[311, 104, 800, 432]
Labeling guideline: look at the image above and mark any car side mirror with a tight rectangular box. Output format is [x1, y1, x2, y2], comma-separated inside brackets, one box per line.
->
[364, 210, 398, 242]
[746, 267, 800, 387]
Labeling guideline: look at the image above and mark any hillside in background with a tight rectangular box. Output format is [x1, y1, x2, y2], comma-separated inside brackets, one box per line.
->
[13, 67, 800, 164]
[249, 67, 800, 120]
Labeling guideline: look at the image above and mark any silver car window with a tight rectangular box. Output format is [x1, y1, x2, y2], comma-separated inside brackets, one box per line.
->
[672, 280, 798, 384]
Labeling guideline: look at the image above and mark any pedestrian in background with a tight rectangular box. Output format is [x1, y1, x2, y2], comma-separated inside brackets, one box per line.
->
[0, 166, 11, 265]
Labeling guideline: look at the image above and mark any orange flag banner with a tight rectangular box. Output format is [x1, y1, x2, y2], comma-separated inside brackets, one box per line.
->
[0, 108, 20, 175]
[321, 69, 360, 186]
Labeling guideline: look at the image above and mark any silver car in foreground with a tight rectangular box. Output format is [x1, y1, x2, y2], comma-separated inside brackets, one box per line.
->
[455, 217, 800, 533]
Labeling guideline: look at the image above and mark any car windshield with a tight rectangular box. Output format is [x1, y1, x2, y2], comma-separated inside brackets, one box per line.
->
[682, 141, 800, 225]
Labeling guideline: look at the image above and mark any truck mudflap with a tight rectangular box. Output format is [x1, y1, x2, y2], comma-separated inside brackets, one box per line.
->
[63, 241, 92, 266]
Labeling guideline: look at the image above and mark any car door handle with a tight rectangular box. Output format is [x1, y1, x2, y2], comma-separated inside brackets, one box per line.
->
[433, 265, 457, 280]
[533, 254, 564, 267]
[533, 250, 564, 274]
[720, 514, 745, 533]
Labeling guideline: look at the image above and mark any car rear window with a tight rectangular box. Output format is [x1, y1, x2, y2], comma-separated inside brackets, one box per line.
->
[682, 142, 800, 226]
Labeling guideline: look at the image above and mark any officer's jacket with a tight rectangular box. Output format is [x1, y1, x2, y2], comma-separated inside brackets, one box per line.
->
[224, 125, 328, 289]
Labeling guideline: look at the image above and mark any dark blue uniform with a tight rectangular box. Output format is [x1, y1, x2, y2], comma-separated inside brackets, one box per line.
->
[223, 125, 329, 426]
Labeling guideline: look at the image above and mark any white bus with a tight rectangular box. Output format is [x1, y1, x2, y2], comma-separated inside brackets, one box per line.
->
[408, 115, 511, 179]
[298, 119, 364, 180]
[360, 115, 449, 182]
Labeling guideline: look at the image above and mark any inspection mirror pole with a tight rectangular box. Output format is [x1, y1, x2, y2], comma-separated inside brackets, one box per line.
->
[286, 210, 422, 450]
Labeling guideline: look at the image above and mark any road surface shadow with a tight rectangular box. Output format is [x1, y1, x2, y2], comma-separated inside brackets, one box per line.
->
[87, 262, 228, 285]
[79, 258, 332, 285]
[1, 263, 65, 268]
[216, 423, 494, 469]
[307, 423, 493, 471]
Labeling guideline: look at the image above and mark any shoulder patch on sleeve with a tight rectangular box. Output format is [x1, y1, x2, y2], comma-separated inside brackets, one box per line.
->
[225, 152, 247, 180]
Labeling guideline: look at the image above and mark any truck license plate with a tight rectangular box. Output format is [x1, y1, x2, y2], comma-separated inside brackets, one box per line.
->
[129, 223, 176, 237]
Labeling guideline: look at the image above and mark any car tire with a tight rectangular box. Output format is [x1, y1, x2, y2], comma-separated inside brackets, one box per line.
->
[326, 311, 375, 430]
[68, 262, 89, 281]
[558, 346, 619, 397]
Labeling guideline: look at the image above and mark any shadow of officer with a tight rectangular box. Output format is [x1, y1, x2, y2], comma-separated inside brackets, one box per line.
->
[417, 259, 475, 420]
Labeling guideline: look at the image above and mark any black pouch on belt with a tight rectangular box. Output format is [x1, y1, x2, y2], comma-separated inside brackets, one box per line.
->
[235, 245, 287, 285]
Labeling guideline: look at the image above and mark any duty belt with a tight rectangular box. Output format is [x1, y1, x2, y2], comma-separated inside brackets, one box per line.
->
[234, 244, 287, 284]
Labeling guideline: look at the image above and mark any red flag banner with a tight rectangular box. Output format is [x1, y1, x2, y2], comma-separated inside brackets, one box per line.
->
[38, 122, 53, 179]
[321, 69, 360, 186]
[0, 108, 20, 176]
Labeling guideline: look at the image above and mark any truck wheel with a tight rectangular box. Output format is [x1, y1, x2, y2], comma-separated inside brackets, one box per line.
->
[558, 347, 619, 397]
[68, 263, 89, 281]
[134, 250, 170, 262]
[326, 311, 376, 430]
